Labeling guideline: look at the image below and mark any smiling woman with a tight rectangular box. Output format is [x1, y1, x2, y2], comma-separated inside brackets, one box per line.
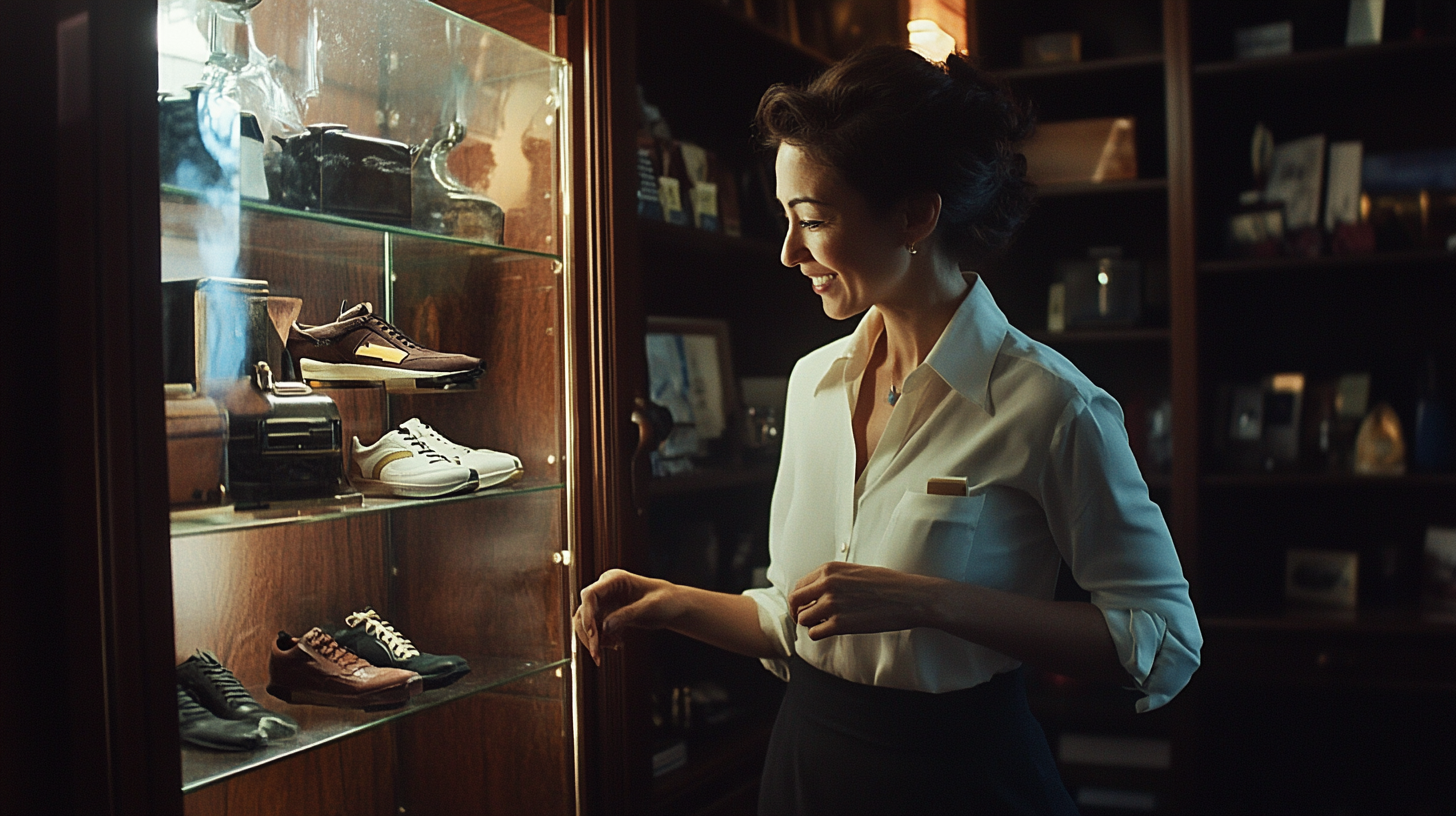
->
[575, 45, 1199, 816]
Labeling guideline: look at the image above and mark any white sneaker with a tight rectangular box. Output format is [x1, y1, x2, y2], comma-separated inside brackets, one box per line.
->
[351, 426, 479, 498]
[398, 417, 523, 489]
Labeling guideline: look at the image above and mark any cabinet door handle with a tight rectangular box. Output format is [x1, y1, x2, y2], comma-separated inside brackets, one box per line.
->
[630, 397, 672, 515]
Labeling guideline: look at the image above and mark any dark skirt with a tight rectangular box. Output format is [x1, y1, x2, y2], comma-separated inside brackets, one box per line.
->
[758, 656, 1077, 816]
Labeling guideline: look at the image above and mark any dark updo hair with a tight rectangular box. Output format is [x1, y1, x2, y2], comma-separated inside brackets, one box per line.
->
[755, 45, 1035, 267]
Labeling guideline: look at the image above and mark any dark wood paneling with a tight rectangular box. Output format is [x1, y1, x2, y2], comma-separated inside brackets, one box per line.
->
[240, 212, 386, 328]
[436, 0, 554, 53]
[183, 725, 397, 816]
[171, 515, 391, 687]
[390, 489, 565, 661]
[396, 684, 572, 816]
[389, 251, 564, 484]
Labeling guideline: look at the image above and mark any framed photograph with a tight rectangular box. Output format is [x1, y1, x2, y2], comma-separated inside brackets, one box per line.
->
[1265, 134, 1327, 231]
[645, 316, 740, 466]
[1285, 549, 1359, 609]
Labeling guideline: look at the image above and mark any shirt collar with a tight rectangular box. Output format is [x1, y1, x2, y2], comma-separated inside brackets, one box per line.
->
[816, 273, 1009, 414]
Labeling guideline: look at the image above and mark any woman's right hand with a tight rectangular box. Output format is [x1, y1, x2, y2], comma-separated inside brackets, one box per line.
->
[573, 569, 683, 665]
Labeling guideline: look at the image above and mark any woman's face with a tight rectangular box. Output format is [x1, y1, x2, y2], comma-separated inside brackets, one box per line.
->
[775, 143, 910, 320]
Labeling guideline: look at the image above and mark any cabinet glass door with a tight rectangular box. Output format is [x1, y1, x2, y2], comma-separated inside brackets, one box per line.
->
[156, 0, 575, 810]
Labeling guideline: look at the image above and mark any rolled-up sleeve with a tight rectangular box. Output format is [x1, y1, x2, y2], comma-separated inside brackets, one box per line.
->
[1040, 392, 1203, 713]
[743, 584, 795, 681]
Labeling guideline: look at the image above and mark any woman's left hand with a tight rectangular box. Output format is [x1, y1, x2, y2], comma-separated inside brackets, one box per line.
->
[787, 561, 946, 640]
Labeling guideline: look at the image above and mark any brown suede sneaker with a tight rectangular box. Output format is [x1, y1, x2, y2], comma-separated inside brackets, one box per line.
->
[266, 627, 423, 710]
[287, 302, 482, 384]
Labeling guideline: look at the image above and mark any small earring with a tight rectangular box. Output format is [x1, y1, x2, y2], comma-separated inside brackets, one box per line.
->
[907, 243, 918, 255]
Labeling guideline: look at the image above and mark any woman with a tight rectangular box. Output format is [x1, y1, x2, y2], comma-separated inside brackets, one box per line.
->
[575, 45, 1200, 815]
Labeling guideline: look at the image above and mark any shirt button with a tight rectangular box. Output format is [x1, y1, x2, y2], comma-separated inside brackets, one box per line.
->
[840, 542, 849, 553]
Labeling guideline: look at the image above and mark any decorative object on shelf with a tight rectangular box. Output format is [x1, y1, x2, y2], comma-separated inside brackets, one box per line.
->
[239, 112, 269, 200]
[334, 607, 471, 690]
[164, 387, 229, 508]
[272, 124, 413, 225]
[1046, 281, 1066, 333]
[288, 301, 483, 385]
[1353, 401, 1407, 475]
[679, 141, 721, 232]
[1346, 0, 1386, 45]
[227, 361, 345, 506]
[1422, 526, 1456, 614]
[1021, 31, 1081, 66]
[411, 121, 505, 243]
[636, 128, 664, 221]
[1265, 134, 1327, 255]
[158, 84, 239, 198]
[1262, 372, 1306, 471]
[1285, 549, 1359, 610]
[267, 627, 423, 711]
[742, 376, 788, 463]
[646, 316, 741, 472]
[1234, 20, 1293, 60]
[1413, 355, 1454, 472]
[1023, 117, 1137, 185]
[1227, 190, 1286, 258]
[1148, 397, 1173, 473]
[1324, 140, 1364, 234]
[350, 424, 480, 498]
[1055, 248, 1142, 328]
[1362, 147, 1456, 250]
[177, 649, 298, 740]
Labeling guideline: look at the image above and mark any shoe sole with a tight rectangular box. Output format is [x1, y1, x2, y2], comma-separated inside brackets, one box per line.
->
[352, 470, 480, 498]
[422, 666, 472, 691]
[266, 677, 422, 711]
[472, 467, 523, 492]
[300, 359, 476, 382]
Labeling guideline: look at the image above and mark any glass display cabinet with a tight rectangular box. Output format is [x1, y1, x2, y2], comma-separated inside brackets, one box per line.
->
[155, 0, 577, 811]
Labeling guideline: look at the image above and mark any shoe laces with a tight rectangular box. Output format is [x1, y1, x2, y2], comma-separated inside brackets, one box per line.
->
[176, 684, 209, 716]
[409, 420, 466, 455]
[399, 427, 454, 465]
[196, 651, 255, 707]
[345, 608, 421, 661]
[303, 629, 370, 673]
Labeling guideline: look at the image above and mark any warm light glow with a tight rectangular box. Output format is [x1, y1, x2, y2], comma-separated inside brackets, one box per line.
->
[1271, 373, 1305, 392]
[908, 19, 957, 63]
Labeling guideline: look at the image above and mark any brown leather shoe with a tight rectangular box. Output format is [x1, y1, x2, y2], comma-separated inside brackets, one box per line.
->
[267, 627, 423, 710]
[287, 302, 482, 384]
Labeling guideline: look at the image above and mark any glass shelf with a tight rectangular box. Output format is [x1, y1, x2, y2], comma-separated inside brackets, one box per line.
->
[181, 654, 570, 792]
[171, 479, 564, 538]
[162, 185, 562, 262]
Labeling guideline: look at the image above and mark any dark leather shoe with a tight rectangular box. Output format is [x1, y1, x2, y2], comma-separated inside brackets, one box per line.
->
[334, 607, 471, 690]
[177, 649, 298, 739]
[177, 684, 268, 751]
[267, 627, 422, 710]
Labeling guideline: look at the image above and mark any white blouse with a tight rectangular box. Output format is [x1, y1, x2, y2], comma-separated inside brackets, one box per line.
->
[743, 275, 1201, 713]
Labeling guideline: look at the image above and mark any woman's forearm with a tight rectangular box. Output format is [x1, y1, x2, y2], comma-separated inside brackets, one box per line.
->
[663, 584, 783, 660]
[926, 581, 1125, 684]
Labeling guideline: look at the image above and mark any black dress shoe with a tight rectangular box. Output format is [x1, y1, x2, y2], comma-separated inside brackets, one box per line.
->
[334, 607, 471, 690]
[176, 684, 269, 751]
[177, 649, 299, 739]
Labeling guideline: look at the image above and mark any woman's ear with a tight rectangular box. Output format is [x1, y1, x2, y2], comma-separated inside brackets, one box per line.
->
[903, 189, 942, 247]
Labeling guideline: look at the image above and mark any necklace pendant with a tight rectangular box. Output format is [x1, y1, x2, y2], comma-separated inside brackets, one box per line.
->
[886, 386, 900, 406]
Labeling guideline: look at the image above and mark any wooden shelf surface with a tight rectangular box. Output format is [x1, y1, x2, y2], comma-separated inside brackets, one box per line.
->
[1199, 248, 1456, 275]
[998, 52, 1164, 82]
[650, 719, 775, 814]
[1194, 36, 1456, 77]
[1202, 471, 1456, 488]
[1035, 177, 1168, 199]
[1031, 327, 1170, 344]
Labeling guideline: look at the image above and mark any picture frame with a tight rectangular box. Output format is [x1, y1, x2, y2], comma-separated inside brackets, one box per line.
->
[645, 316, 741, 468]
[1265, 134, 1327, 231]
[1285, 549, 1359, 609]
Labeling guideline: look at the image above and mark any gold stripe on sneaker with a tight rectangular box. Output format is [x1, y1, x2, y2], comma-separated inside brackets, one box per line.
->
[372, 450, 413, 480]
[356, 342, 408, 364]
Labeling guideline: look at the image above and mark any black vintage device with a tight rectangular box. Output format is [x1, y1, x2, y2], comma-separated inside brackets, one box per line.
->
[226, 362, 347, 506]
[273, 123, 413, 224]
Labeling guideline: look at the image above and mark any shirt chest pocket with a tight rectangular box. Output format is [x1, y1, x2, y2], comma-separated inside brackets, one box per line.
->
[874, 491, 986, 582]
